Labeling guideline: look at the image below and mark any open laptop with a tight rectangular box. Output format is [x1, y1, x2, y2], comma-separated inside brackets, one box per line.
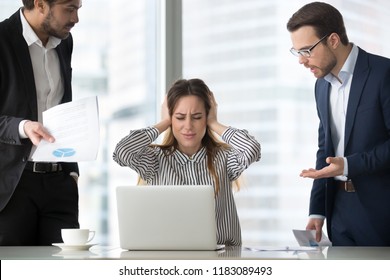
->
[116, 185, 224, 251]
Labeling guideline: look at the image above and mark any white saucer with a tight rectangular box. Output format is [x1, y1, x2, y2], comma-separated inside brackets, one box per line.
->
[52, 243, 97, 251]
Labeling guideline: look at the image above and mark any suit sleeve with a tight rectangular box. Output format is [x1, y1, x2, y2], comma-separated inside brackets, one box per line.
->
[347, 65, 390, 177]
[309, 80, 329, 216]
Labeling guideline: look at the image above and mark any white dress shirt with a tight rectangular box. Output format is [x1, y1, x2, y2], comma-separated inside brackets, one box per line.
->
[324, 43, 359, 180]
[18, 9, 64, 157]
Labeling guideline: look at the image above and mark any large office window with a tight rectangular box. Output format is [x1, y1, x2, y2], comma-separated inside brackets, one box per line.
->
[182, 0, 317, 245]
[2, 0, 390, 246]
[182, 0, 390, 245]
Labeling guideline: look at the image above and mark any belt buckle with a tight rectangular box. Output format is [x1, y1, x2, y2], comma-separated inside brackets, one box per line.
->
[52, 163, 60, 172]
[32, 162, 47, 173]
[344, 181, 355, 193]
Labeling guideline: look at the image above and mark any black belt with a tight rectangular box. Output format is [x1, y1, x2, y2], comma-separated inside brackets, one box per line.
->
[336, 180, 355, 192]
[25, 162, 63, 173]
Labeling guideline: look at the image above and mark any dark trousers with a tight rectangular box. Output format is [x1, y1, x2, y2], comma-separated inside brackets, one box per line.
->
[331, 190, 384, 246]
[0, 170, 79, 245]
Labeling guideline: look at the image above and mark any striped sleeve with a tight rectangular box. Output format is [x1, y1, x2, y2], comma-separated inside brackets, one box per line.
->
[112, 127, 160, 180]
[222, 127, 261, 180]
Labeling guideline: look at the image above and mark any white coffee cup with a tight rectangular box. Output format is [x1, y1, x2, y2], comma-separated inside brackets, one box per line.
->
[61, 228, 95, 245]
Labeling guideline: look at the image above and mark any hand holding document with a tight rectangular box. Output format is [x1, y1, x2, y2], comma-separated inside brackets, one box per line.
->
[292, 229, 332, 246]
[31, 96, 99, 162]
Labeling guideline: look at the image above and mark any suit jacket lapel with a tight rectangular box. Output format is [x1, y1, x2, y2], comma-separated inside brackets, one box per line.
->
[56, 47, 71, 104]
[9, 11, 38, 119]
[345, 48, 370, 150]
[316, 80, 333, 154]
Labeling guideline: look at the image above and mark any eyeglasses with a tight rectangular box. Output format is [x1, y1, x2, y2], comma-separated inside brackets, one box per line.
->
[290, 34, 329, 58]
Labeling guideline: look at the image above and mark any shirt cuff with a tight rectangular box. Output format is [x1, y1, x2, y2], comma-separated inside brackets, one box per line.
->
[343, 157, 348, 177]
[19, 120, 29, 139]
[309, 214, 326, 220]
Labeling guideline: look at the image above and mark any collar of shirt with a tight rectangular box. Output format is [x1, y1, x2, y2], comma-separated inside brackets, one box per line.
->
[20, 8, 61, 49]
[324, 43, 359, 85]
[174, 147, 207, 165]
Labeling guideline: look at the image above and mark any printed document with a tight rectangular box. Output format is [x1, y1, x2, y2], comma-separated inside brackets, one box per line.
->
[31, 96, 99, 162]
[292, 229, 332, 246]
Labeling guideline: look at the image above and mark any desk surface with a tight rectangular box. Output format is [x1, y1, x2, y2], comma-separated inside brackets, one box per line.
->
[1, 245, 390, 260]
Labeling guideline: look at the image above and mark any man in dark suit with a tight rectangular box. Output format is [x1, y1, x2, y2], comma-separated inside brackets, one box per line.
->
[287, 2, 390, 246]
[0, 0, 82, 245]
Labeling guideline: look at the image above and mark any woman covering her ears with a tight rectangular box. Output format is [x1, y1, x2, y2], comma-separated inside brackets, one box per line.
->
[113, 78, 261, 246]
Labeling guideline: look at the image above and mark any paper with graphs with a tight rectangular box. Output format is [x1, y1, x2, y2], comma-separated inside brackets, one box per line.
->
[31, 96, 99, 162]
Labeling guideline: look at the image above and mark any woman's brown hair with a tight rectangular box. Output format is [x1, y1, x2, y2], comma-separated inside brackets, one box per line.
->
[143, 78, 240, 194]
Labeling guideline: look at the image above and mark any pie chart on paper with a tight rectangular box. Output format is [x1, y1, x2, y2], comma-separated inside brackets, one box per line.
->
[52, 148, 76, 158]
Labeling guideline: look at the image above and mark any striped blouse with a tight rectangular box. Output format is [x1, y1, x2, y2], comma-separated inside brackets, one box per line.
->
[113, 126, 261, 246]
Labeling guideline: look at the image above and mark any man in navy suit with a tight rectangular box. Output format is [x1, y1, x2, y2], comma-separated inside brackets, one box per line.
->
[0, 0, 82, 245]
[287, 2, 390, 246]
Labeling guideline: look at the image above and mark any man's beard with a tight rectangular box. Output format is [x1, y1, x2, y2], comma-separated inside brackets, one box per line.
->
[321, 57, 337, 78]
[42, 10, 71, 40]
[316, 52, 337, 78]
